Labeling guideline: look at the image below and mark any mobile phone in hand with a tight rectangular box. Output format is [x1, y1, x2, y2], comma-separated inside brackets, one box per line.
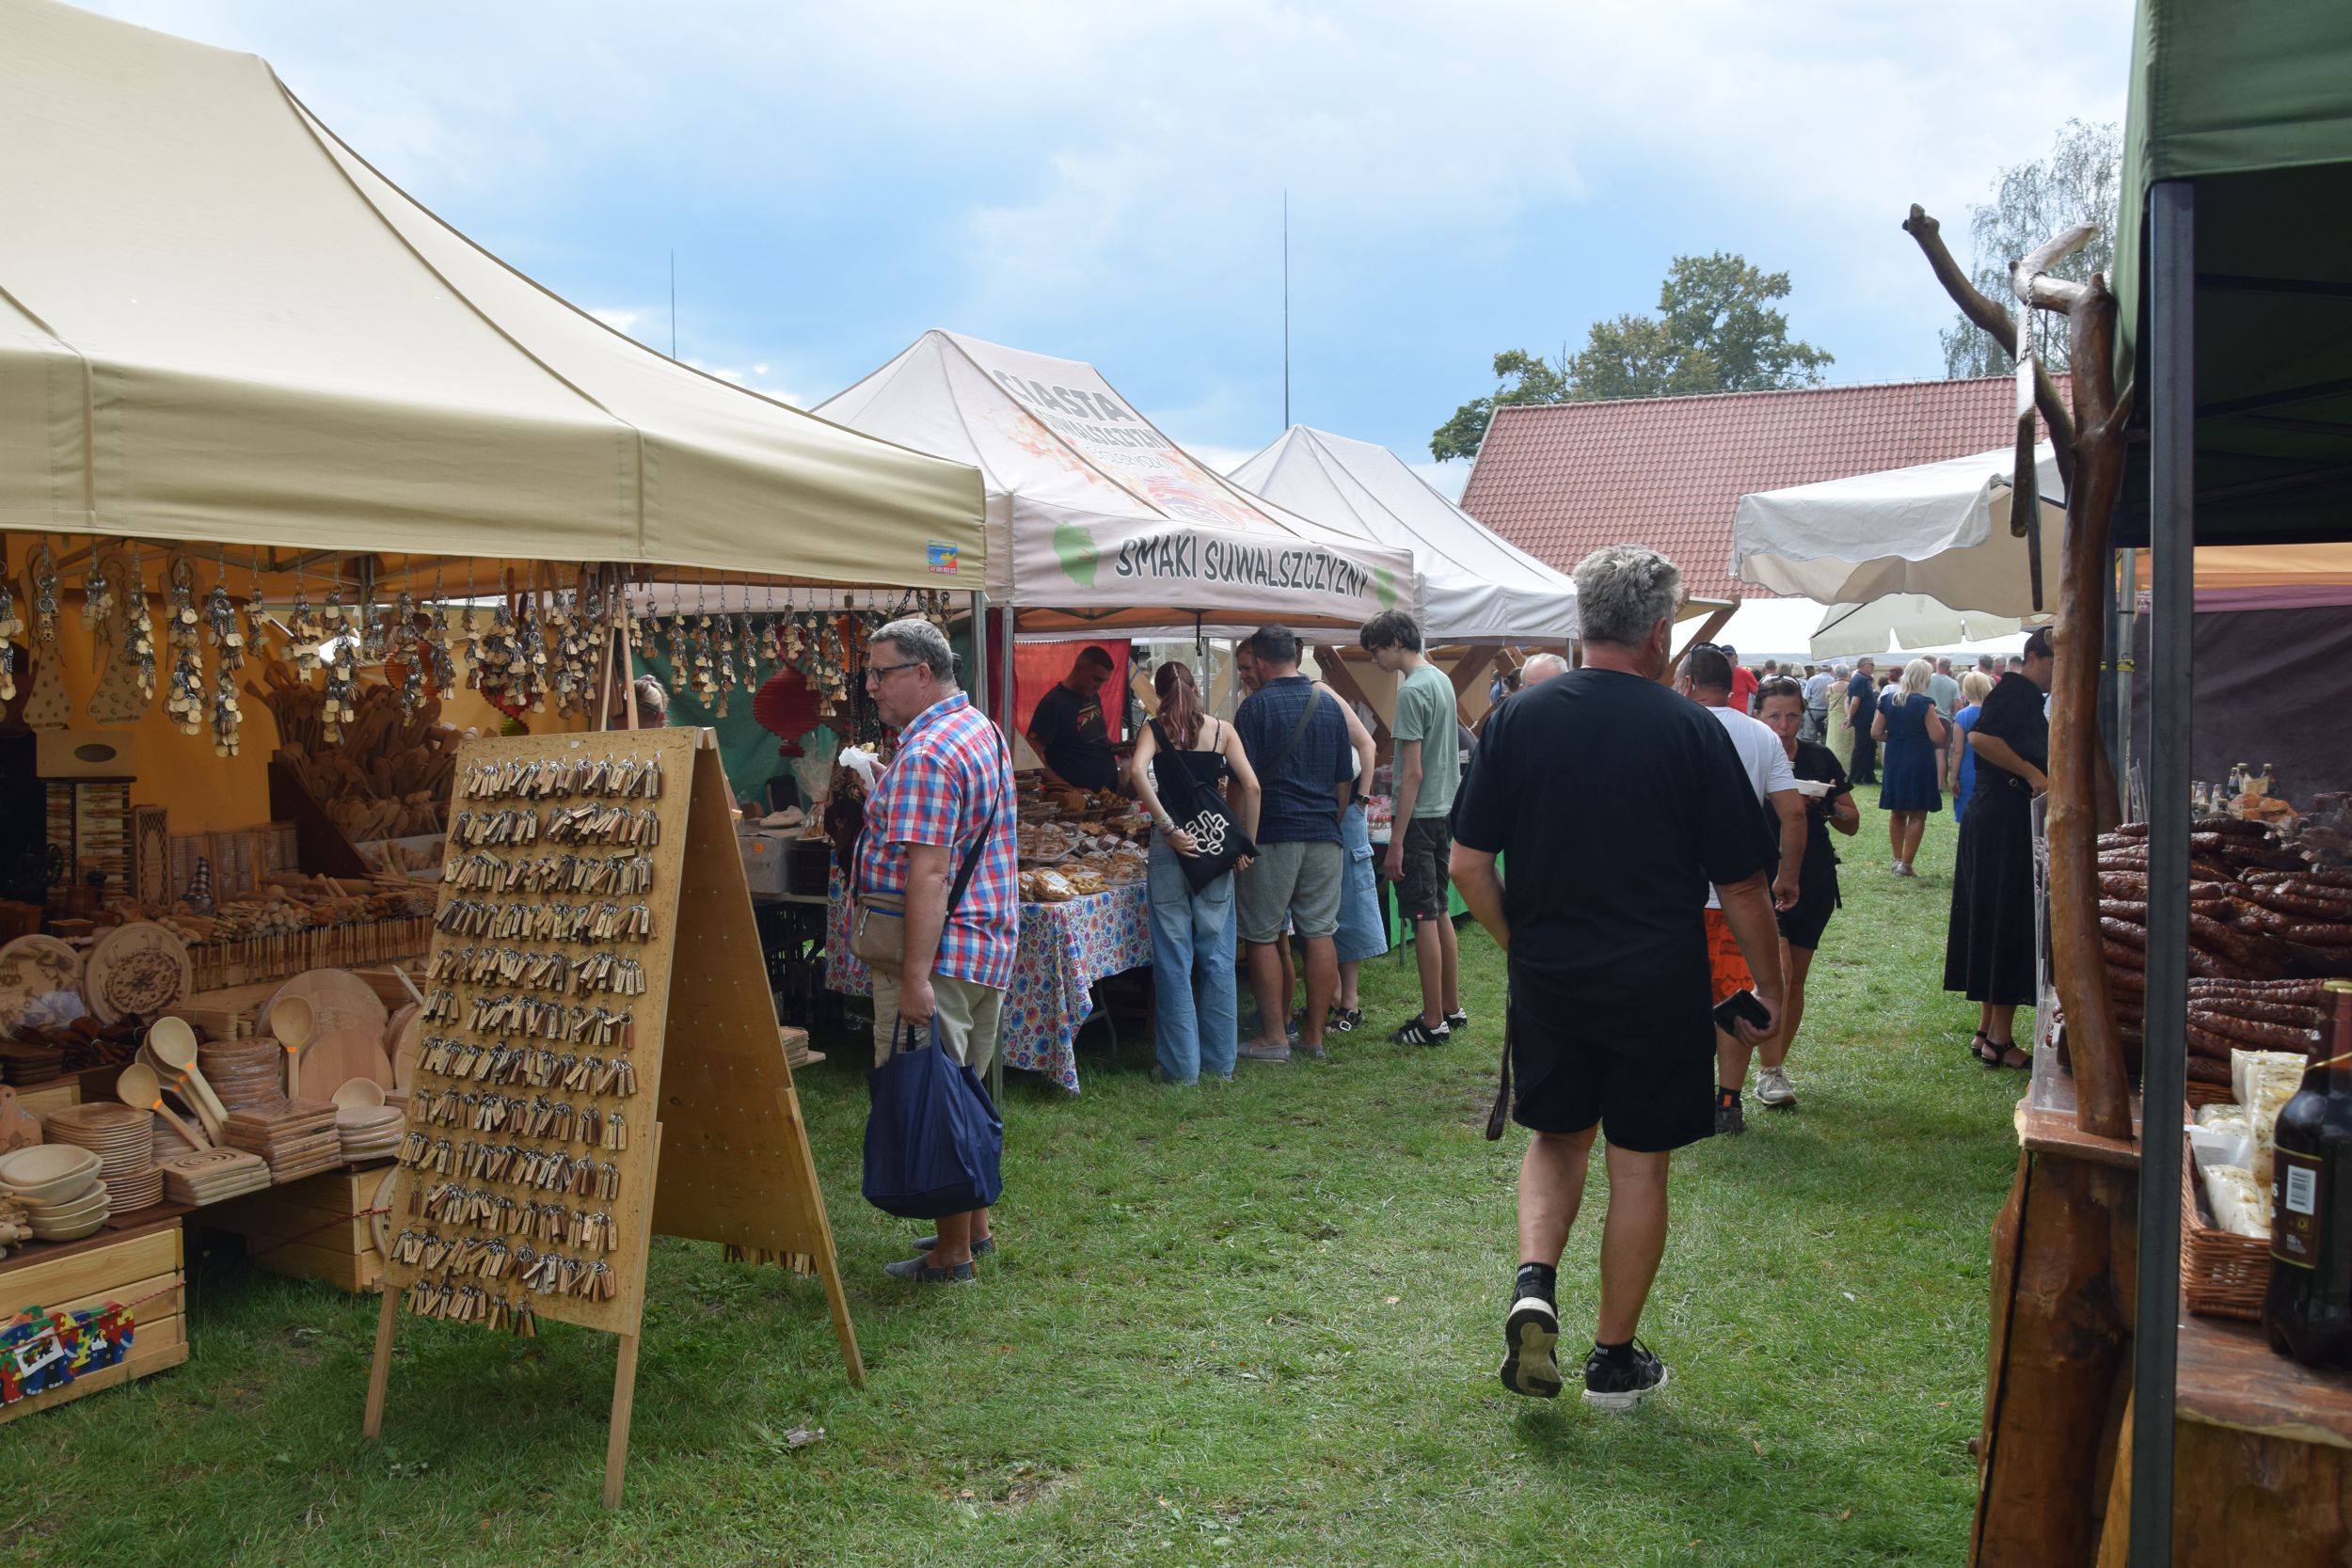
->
[1712, 989, 1772, 1035]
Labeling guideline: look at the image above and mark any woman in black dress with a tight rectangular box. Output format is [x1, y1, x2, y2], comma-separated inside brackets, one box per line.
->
[1944, 630, 2055, 1069]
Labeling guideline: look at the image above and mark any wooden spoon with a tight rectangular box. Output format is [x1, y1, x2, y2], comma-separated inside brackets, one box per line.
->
[115, 1060, 209, 1150]
[146, 1017, 230, 1128]
[137, 1041, 224, 1143]
[268, 995, 315, 1101]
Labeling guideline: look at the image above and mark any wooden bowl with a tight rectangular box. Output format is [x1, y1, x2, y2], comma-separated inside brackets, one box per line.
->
[28, 1209, 108, 1243]
[330, 1078, 387, 1110]
[23, 1180, 109, 1222]
[0, 1143, 102, 1203]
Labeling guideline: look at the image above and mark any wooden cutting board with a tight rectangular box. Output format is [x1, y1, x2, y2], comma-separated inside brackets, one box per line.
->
[385, 1003, 421, 1091]
[266, 969, 390, 1100]
[0, 1086, 39, 1152]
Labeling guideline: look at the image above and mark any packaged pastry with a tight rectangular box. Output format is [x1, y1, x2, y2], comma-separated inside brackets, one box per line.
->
[2234, 1048, 2310, 1187]
[2200, 1163, 2272, 1239]
[2195, 1102, 2252, 1139]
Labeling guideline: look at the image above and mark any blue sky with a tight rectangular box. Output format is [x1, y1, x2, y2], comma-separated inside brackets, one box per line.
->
[91, 0, 2132, 497]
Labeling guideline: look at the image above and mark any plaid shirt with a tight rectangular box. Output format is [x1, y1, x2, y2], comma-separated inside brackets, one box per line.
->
[855, 693, 1019, 990]
[1235, 675, 1355, 844]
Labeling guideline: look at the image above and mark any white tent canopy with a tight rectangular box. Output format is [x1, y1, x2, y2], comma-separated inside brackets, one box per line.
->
[816, 332, 1417, 632]
[1731, 445, 2065, 615]
[0, 0, 981, 586]
[1229, 426, 1576, 643]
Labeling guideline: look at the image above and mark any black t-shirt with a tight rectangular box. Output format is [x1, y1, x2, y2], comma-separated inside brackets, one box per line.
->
[1789, 739, 1850, 888]
[1452, 667, 1772, 1056]
[1028, 683, 1116, 791]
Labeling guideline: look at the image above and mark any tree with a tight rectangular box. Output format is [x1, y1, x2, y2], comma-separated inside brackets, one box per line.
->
[1939, 119, 2122, 378]
[1430, 253, 1832, 461]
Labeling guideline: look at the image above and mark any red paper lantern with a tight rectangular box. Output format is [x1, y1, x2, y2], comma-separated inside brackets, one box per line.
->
[753, 668, 822, 755]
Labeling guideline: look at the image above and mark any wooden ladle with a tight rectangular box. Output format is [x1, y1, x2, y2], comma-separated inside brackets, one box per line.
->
[136, 1041, 224, 1144]
[146, 1017, 230, 1129]
[116, 1060, 210, 1151]
[268, 995, 315, 1101]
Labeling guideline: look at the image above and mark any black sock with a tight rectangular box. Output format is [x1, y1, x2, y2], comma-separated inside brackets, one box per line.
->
[1593, 1338, 1634, 1364]
[1718, 1085, 1741, 1104]
[1514, 1261, 1557, 1307]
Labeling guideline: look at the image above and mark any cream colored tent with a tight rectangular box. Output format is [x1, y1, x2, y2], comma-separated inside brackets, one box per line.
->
[0, 0, 982, 588]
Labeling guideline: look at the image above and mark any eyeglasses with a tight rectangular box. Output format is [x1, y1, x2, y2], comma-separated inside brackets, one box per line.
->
[865, 661, 923, 682]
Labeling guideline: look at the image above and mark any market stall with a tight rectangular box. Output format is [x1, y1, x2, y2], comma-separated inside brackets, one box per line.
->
[0, 0, 985, 1428]
[816, 334, 1419, 1089]
[1945, 3, 2352, 1562]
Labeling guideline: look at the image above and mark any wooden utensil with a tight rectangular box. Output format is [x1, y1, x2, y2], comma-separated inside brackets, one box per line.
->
[267, 969, 390, 1098]
[269, 994, 315, 1101]
[330, 1077, 386, 1110]
[135, 1041, 225, 1143]
[115, 1060, 208, 1151]
[146, 1016, 230, 1129]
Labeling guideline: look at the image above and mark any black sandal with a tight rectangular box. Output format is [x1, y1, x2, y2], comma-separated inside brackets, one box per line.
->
[1969, 1030, 2003, 1067]
[1997, 1045, 2032, 1070]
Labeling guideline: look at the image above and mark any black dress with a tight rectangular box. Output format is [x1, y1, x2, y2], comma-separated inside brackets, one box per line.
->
[1943, 673, 2048, 1006]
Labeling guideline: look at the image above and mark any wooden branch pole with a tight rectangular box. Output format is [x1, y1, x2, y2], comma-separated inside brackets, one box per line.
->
[2022, 261, 2135, 1141]
[1902, 205, 2078, 489]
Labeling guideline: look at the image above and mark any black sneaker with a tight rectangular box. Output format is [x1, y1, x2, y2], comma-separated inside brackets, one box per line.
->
[1581, 1339, 1668, 1410]
[1714, 1093, 1746, 1137]
[1499, 1296, 1562, 1399]
[1391, 1017, 1451, 1047]
[1444, 1008, 1469, 1031]
[1327, 1006, 1363, 1034]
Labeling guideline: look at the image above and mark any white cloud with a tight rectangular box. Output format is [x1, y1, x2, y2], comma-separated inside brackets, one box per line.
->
[589, 308, 641, 333]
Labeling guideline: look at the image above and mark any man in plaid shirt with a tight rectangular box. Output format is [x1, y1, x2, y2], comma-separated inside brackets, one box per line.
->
[854, 617, 1017, 1284]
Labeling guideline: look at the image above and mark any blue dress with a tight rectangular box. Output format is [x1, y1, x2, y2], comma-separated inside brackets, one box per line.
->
[1949, 704, 1981, 822]
[1877, 691, 1944, 813]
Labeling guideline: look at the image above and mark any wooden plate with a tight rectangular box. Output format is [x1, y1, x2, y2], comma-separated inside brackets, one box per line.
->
[265, 969, 389, 1100]
[85, 922, 192, 1023]
[0, 933, 85, 1037]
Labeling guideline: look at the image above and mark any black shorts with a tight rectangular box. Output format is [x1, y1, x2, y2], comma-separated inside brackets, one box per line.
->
[1776, 870, 1841, 951]
[1399, 816, 1453, 923]
[1509, 1010, 1716, 1152]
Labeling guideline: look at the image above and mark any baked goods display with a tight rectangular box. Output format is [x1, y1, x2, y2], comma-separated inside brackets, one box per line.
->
[1009, 775, 1149, 899]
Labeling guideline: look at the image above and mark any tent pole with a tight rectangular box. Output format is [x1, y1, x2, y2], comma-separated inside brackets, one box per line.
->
[996, 608, 1017, 1107]
[2130, 175, 2195, 1568]
[970, 590, 989, 719]
[2114, 547, 2137, 812]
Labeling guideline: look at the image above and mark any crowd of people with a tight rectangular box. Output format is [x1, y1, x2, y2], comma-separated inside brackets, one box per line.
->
[843, 566, 2053, 1413]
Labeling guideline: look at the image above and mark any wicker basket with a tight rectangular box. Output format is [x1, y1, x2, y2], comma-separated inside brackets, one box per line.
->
[2180, 1131, 2270, 1322]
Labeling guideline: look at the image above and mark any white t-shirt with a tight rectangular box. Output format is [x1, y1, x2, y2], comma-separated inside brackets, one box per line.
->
[1706, 703, 1798, 910]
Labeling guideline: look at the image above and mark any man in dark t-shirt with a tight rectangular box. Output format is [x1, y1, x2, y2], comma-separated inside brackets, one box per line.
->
[1843, 657, 1879, 784]
[1025, 645, 1119, 793]
[1453, 545, 1784, 1411]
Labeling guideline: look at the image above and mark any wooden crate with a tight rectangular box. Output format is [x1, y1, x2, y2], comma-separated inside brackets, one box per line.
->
[205, 1164, 388, 1293]
[0, 1212, 188, 1425]
[16, 1079, 81, 1120]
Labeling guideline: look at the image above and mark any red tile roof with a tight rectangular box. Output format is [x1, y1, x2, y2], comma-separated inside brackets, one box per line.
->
[1457, 375, 2066, 601]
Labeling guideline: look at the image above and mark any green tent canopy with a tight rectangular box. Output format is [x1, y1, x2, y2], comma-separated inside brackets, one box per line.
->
[2112, 0, 2352, 545]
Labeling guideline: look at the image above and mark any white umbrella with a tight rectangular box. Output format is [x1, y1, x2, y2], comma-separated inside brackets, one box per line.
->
[1810, 595, 2029, 659]
[1733, 445, 2066, 615]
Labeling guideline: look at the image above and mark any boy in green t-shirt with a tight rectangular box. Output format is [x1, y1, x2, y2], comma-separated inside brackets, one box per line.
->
[1359, 610, 1463, 1046]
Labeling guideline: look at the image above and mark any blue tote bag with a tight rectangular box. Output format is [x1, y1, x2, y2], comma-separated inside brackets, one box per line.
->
[863, 1017, 1005, 1219]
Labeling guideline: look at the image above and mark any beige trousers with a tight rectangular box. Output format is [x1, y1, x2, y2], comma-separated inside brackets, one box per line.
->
[868, 966, 1008, 1075]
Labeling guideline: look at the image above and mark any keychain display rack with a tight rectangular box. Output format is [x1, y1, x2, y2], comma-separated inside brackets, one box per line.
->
[363, 726, 861, 1505]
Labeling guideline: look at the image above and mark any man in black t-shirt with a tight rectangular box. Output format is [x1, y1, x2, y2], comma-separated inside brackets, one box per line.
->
[1025, 645, 1120, 793]
[1453, 545, 1784, 1411]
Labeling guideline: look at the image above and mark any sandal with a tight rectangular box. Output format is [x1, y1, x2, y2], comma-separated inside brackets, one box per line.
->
[1969, 1029, 2003, 1067]
[1997, 1045, 2032, 1070]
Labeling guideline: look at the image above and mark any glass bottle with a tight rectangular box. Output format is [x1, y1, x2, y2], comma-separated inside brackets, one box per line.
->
[2266, 981, 2352, 1369]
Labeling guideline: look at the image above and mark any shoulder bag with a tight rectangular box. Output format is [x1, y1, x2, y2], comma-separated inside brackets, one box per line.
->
[850, 739, 1004, 970]
[863, 1014, 1005, 1218]
[1152, 718, 1258, 894]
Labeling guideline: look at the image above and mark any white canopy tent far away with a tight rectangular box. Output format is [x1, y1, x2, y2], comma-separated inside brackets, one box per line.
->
[1729, 444, 2065, 659]
[815, 332, 1417, 636]
[1229, 425, 1577, 643]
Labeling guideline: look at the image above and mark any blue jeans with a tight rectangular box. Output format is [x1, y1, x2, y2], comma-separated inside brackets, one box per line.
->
[1148, 833, 1237, 1083]
[1334, 804, 1387, 963]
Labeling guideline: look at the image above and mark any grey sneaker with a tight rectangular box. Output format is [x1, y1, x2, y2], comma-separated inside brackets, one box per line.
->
[1714, 1093, 1746, 1136]
[882, 1256, 975, 1284]
[1499, 1296, 1562, 1400]
[1755, 1067, 1797, 1108]
[1237, 1040, 1293, 1063]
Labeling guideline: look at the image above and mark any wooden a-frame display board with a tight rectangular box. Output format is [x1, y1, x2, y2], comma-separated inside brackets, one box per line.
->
[361, 726, 862, 1506]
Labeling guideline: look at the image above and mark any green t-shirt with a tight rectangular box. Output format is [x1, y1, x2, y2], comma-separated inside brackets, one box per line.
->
[1391, 662, 1459, 818]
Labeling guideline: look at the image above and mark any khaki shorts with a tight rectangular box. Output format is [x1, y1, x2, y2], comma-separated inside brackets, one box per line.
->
[869, 966, 1008, 1075]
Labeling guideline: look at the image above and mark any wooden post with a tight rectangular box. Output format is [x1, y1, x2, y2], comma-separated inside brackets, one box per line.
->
[361, 1287, 398, 1440]
[602, 1121, 662, 1508]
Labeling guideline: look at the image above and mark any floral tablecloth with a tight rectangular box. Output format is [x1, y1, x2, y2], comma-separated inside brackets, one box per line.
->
[824, 869, 1151, 1094]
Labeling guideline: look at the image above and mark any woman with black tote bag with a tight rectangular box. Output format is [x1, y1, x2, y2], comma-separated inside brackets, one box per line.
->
[1130, 660, 1263, 1084]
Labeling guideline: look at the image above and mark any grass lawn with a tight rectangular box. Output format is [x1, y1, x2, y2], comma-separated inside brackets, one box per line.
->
[7, 799, 2027, 1567]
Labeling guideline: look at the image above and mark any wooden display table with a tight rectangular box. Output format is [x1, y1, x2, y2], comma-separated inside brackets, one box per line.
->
[206, 1164, 389, 1293]
[0, 1207, 190, 1425]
